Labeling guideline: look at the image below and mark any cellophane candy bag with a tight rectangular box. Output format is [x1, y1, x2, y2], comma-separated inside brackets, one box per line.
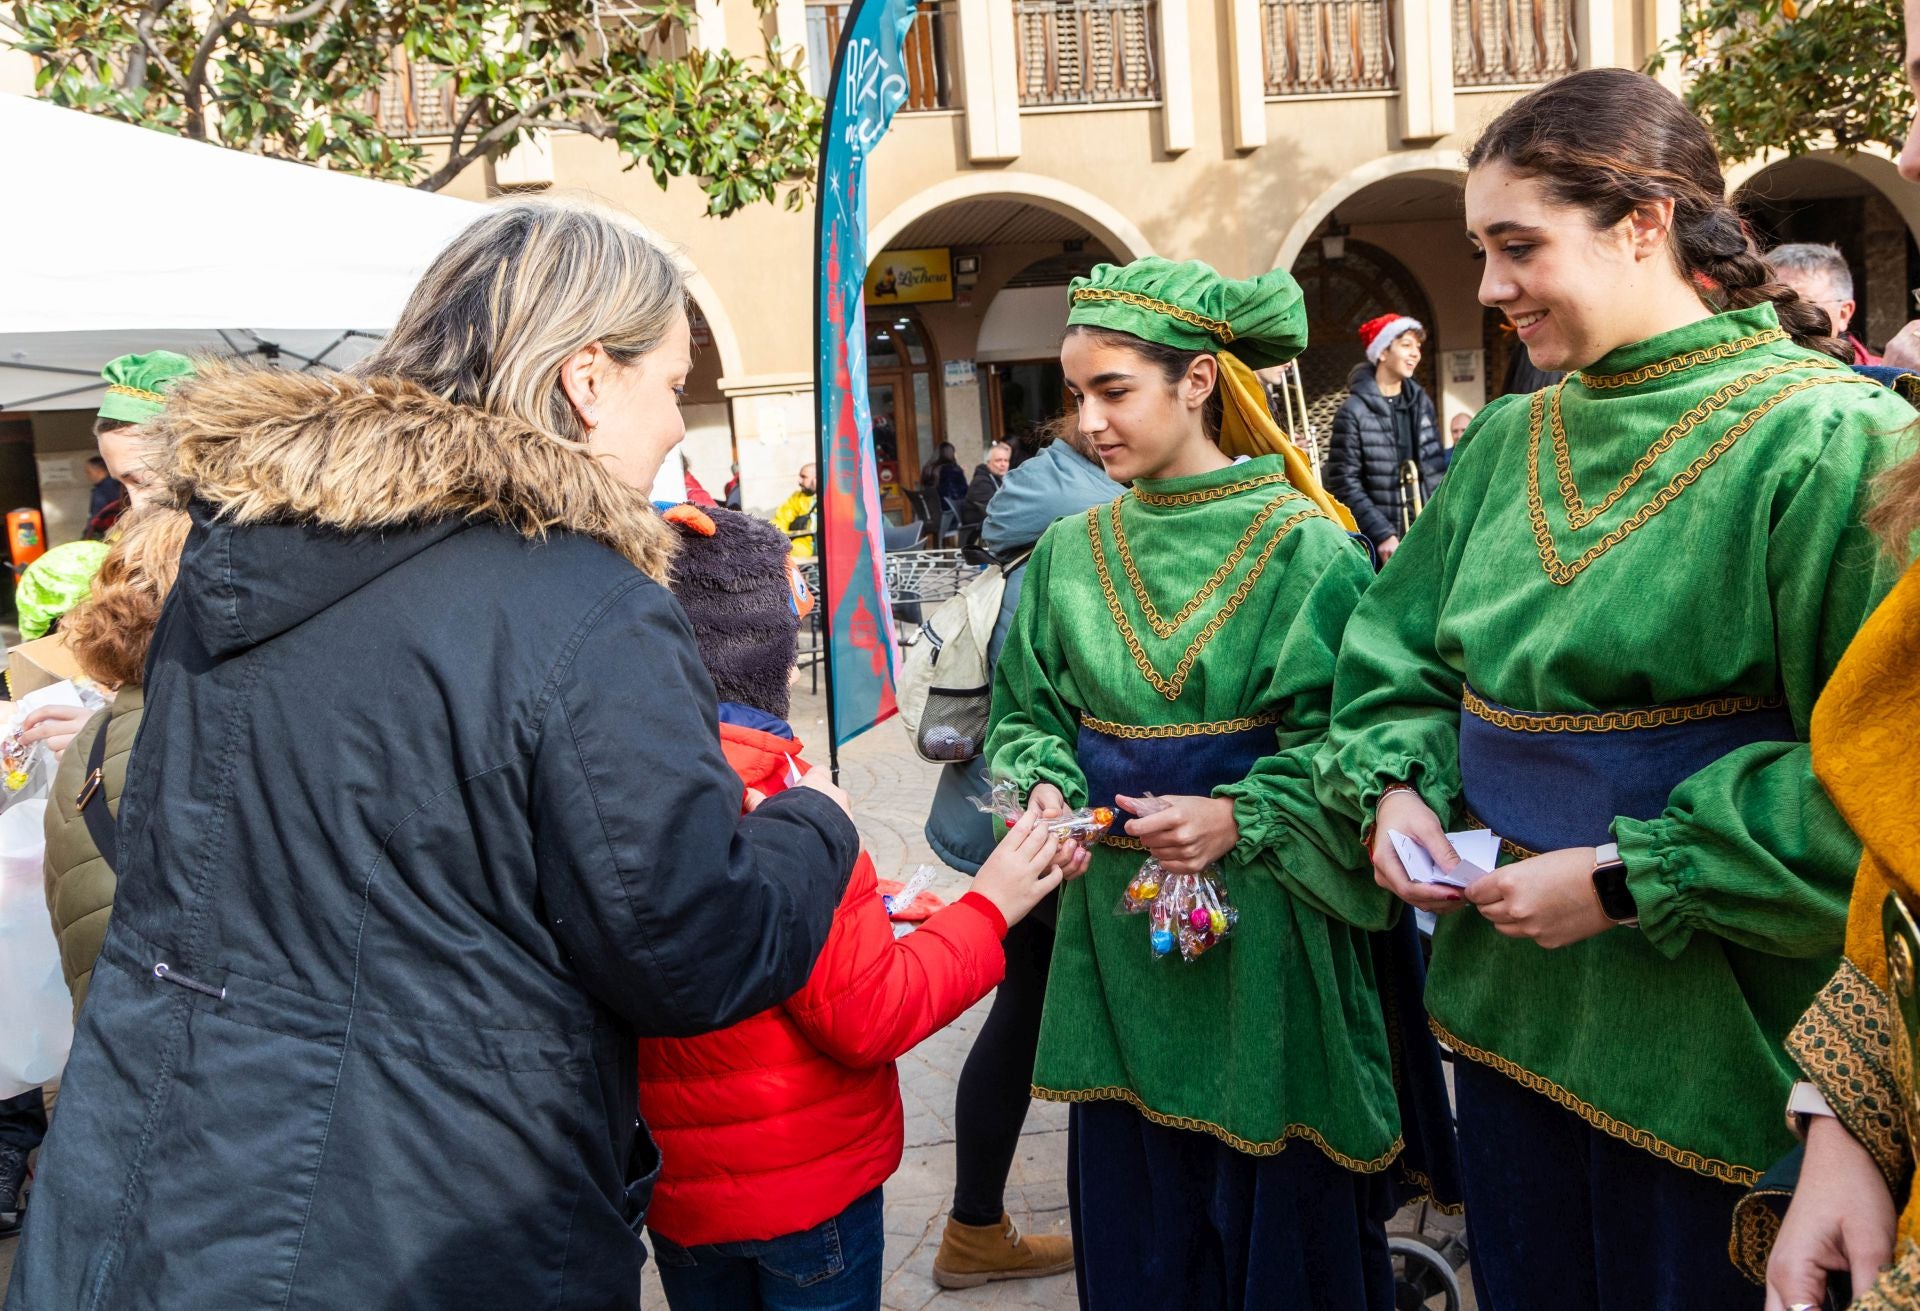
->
[972, 779, 1114, 849]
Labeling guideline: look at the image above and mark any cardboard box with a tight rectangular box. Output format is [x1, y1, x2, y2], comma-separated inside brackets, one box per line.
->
[7, 633, 85, 699]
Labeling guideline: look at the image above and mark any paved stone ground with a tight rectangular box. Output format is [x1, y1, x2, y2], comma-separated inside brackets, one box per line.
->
[1, 677, 1471, 1309]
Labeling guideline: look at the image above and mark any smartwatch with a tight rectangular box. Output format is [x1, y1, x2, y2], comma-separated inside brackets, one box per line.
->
[1591, 843, 1638, 925]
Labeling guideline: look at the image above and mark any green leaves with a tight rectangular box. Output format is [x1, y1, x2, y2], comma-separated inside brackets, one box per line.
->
[7, 0, 823, 214]
[1649, 0, 1911, 162]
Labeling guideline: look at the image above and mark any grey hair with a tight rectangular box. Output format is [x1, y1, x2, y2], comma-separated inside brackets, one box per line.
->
[1765, 242, 1854, 301]
[988, 440, 1012, 453]
[359, 196, 687, 445]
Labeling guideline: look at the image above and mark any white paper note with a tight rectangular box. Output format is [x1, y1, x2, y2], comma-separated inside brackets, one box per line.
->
[1389, 828, 1498, 889]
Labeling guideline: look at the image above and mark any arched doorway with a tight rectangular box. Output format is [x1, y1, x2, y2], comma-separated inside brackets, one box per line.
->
[979, 249, 1107, 446]
[1733, 154, 1920, 355]
[1289, 239, 1438, 447]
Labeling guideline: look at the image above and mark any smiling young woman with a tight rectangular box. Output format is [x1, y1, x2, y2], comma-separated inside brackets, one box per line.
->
[985, 256, 1458, 1307]
[1320, 67, 1919, 1311]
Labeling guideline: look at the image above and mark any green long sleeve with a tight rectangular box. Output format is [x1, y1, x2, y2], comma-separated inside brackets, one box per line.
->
[985, 525, 1089, 808]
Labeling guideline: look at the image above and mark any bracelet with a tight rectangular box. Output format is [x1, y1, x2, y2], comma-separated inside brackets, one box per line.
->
[1361, 783, 1420, 851]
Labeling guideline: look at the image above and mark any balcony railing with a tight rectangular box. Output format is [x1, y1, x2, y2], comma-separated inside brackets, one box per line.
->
[372, 56, 457, 138]
[1261, 0, 1396, 96]
[806, 0, 960, 110]
[1451, 0, 1576, 87]
[1015, 0, 1159, 107]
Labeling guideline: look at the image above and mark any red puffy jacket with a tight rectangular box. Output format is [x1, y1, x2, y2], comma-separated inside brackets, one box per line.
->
[636, 716, 1008, 1247]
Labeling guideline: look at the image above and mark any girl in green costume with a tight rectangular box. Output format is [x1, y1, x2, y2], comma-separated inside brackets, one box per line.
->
[1322, 68, 1916, 1311]
[986, 256, 1453, 1309]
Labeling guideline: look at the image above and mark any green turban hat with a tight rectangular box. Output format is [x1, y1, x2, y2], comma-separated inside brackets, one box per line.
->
[1065, 257, 1308, 369]
[98, 351, 196, 425]
[14, 540, 110, 642]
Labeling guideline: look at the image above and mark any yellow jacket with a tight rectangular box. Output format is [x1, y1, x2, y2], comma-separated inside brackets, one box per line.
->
[771, 490, 817, 557]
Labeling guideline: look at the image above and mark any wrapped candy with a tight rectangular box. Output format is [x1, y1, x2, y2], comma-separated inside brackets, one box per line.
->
[1108, 794, 1238, 960]
[0, 732, 29, 793]
[1113, 858, 1165, 916]
[972, 779, 1114, 849]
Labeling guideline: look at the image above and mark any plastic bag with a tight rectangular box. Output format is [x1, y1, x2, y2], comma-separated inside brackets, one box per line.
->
[971, 779, 1113, 848]
[1114, 858, 1166, 916]
[1108, 795, 1238, 961]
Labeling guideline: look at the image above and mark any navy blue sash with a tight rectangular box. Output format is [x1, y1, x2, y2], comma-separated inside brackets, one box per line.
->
[1458, 685, 1796, 853]
[1076, 714, 1278, 840]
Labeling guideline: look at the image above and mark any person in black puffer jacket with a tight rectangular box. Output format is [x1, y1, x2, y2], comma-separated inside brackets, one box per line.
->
[5, 199, 861, 1311]
[1323, 312, 1446, 564]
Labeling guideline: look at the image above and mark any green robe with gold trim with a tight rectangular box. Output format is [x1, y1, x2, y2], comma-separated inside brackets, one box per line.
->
[1321, 304, 1917, 1185]
[986, 455, 1400, 1169]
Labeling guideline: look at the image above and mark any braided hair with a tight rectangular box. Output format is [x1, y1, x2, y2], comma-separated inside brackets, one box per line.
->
[1466, 67, 1843, 359]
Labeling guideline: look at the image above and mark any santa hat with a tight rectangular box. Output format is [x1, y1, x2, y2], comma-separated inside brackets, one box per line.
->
[1358, 313, 1423, 365]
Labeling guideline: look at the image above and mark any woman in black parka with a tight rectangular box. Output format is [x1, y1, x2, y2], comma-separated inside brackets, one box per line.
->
[5, 200, 861, 1310]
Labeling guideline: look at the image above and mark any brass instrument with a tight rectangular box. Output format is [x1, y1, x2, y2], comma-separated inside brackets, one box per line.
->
[1397, 459, 1426, 536]
[1262, 362, 1321, 479]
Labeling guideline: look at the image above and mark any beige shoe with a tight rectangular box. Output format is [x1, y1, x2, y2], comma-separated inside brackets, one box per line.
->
[932, 1211, 1075, 1289]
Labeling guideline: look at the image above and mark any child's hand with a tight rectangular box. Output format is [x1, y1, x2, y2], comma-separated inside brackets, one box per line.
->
[973, 813, 1066, 927]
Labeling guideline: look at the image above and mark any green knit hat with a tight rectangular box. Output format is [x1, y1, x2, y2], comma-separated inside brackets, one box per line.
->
[1066, 257, 1308, 369]
[98, 351, 196, 425]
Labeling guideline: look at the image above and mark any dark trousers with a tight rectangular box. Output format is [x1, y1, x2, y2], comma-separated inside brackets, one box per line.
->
[1454, 1058, 1760, 1311]
[951, 909, 1053, 1225]
[651, 1188, 885, 1311]
[1068, 1100, 1396, 1311]
[0, 1089, 46, 1152]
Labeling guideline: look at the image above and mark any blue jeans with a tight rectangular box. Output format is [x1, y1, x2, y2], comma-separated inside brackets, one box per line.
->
[650, 1187, 885, 1311]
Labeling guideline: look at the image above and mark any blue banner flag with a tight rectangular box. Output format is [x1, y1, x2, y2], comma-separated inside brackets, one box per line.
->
[812, 0, 920, 756]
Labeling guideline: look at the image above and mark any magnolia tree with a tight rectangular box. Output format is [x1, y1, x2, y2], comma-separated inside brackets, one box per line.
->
[1649, 0, 1910, 161]
[3, 0, 823, 215]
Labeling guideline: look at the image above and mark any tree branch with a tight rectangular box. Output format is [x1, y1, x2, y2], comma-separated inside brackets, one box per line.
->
[231, 0, 342, 30]
[122, 0, 177, 91]
[413, 89, 611, 191]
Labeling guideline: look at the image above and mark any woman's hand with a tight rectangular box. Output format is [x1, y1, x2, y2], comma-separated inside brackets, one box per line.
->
[1023, 782, 1092, 881]
[1118, 794, 1237, 875]
[1765, 1114, 1895, 1310]
[1464, 847, 1614, 949]
[19, 704, 96, 761]
[1370, 787, 1466, 914]
[972, 813, 1067, 927]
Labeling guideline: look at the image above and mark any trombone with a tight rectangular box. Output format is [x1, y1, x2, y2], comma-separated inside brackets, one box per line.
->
[1397, 459, 1426, 537]
[1262, 362, 1320, 479]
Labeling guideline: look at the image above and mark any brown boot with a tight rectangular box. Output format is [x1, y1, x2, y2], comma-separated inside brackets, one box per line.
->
[932, 1211, 1075, 1289]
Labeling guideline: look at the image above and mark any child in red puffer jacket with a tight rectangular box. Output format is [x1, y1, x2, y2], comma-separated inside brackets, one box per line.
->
[639, 505, 1068, 1311]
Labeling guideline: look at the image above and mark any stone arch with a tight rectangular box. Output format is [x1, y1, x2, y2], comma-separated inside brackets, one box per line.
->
[1270, 148, 1470, 272]
[868, 172, 1155, 266]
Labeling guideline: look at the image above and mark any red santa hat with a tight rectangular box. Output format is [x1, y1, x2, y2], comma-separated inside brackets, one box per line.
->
[1358, 313, 1424, 365]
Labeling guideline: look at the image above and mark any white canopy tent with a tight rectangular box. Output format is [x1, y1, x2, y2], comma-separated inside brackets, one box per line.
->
[0, 94, 691, 502]
[0, 93, 481, 412]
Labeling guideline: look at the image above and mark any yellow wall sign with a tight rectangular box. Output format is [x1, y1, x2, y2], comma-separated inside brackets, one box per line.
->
[866, 248, 954, 305]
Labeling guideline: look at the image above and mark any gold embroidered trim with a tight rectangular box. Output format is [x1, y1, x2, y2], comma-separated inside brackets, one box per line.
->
[1131, 470, 1294, 507]
[1096, 833, 1147, 851]
[1551, 360, 1838, 528]
[1461, 686, 1786, 734]
[1079, 711, 1283, 738]
[1525, 373, 1877, 585]
[1112, 492, 1306, 637]
[1854, 1239, 1920, 1310]
[1393, 1166, 1466, 1217]
[1576, 328, 1789, 389]
[1428, 1018, 1761, 1185]
[1031, 1082, 1404, 1171]
[1086, 501, 1321, 701]
[1456, 809, 1540, 863]
[1784, 957, 1909, 1186]
[105, 382, 167, 403]
[1070, 287, 1237, 344]
[1727, 1187, 1791, 1285]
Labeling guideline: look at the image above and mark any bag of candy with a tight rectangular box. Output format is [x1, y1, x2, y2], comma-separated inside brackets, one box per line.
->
[1113, 858, 1165, 916]
[972, 779, 1114, 849]
[1165, 867, 1238, 962]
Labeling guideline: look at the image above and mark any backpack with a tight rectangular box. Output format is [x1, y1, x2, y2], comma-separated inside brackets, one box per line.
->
[896, 550, 1030, 764]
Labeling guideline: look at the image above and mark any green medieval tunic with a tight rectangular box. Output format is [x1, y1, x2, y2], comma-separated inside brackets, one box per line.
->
[986, 454, 1402, 1171]
[1322, 304, 1916, 1186]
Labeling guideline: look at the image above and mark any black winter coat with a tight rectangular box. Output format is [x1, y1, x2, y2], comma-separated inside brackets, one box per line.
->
[1323, 364, 1447, 545]
[5, 366, 859, 1311]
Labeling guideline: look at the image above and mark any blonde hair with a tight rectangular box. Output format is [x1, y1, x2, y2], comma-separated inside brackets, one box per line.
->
[360, 197, 687, 448]
[62, 508, 194, 689]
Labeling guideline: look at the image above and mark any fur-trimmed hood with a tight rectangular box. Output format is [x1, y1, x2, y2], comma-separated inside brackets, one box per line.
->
[154, 360, 674, 579]
[150, 361, 677, 656]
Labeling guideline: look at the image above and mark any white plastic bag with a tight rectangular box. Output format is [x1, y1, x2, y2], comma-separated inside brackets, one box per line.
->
[0, 798, 68, 1098]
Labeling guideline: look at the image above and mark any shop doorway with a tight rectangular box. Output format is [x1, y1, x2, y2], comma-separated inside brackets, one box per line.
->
[1289, 239, 1438, 442]
[986, 359, 1068, 454]
[866, 312, 941, 506]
